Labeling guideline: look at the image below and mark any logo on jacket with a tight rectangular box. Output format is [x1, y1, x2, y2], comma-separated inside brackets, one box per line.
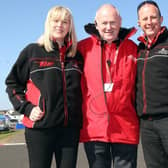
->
[157, 48, 168, 55]
[36, 61, 54, 67]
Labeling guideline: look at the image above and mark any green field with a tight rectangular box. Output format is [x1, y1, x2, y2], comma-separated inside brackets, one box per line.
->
[0, 130, 17, 140]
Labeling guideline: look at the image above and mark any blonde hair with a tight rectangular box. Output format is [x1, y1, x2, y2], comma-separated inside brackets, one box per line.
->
[39, 6, 77, 57]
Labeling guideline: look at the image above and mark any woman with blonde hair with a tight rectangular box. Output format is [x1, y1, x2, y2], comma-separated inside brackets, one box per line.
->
[5, 6, 83, 168]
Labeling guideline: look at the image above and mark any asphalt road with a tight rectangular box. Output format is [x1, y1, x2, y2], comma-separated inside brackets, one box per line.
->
[0, 130, 146, 168]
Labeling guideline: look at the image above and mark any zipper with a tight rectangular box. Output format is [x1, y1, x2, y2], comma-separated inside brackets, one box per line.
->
[142, 49, 149, 114]
[60, 51, 68, 126]
[100, 42, 109, 122]
[100, 42, 120, 123]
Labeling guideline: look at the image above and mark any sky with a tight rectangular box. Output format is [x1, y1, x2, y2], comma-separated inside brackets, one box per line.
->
[0, 0, 167, 110]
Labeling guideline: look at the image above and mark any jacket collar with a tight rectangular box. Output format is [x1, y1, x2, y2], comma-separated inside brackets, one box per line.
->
[52, 38, 72, 52]
[84, 23, 137, 43]
[137, 26, 167, 48]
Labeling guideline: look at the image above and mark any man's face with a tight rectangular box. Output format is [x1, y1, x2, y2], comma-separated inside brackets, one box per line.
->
[138, 4, 163, 42]
[95, 10, 121, 44]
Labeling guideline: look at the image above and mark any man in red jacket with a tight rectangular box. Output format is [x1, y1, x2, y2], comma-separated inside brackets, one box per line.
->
[78, 4, 139, 168]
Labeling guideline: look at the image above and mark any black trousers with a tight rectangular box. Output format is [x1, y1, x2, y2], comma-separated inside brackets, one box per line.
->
[140, 117, 168, 168]
[25, 127, 80, 168]
[84, 141, 137, 168]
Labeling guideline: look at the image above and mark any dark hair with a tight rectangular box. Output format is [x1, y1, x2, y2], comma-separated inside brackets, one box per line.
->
[137, 0, 161, 17]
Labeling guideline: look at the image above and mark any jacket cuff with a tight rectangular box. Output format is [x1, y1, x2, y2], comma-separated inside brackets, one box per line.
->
[19, 102, 35, 117]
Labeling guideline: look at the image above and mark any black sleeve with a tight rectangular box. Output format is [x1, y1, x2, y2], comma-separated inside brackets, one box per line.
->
[5, 45, 35, 116]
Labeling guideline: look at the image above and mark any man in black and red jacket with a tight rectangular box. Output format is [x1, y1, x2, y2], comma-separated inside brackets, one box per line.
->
[136, 1, 168, 167]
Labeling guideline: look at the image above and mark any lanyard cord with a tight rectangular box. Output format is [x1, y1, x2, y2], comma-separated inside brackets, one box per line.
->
[105, 48, 119, 83]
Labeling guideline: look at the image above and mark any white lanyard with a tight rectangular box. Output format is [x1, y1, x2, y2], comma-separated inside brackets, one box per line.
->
[104, 48, 119, 92]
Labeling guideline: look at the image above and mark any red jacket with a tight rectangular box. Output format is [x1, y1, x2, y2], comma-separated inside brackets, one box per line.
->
[78, 24, 139, 144]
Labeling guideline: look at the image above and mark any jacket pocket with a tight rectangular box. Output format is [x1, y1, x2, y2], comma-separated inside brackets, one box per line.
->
[39, 96, 46, 116]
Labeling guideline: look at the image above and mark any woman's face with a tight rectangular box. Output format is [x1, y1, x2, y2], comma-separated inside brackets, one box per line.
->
[50, 17, 70, 43]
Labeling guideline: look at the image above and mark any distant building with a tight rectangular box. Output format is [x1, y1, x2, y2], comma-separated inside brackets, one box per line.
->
[0, 110, 8, 115]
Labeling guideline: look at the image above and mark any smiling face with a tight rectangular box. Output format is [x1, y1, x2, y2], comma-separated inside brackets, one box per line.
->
[95, 4, 121, 44]
[50, 17, 70, 43]
[47, 7, 72, 45]
[138, 4, 163, 42]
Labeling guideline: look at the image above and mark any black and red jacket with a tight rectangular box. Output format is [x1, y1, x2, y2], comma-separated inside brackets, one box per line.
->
[136, 27, 168, 118]
[5, 42, 83, 128]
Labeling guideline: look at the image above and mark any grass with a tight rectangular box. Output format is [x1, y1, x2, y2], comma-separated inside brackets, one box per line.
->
[0, 130, 18, 140]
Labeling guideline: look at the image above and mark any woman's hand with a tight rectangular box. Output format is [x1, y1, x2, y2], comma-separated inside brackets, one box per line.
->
[29, 106, 44, 121]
